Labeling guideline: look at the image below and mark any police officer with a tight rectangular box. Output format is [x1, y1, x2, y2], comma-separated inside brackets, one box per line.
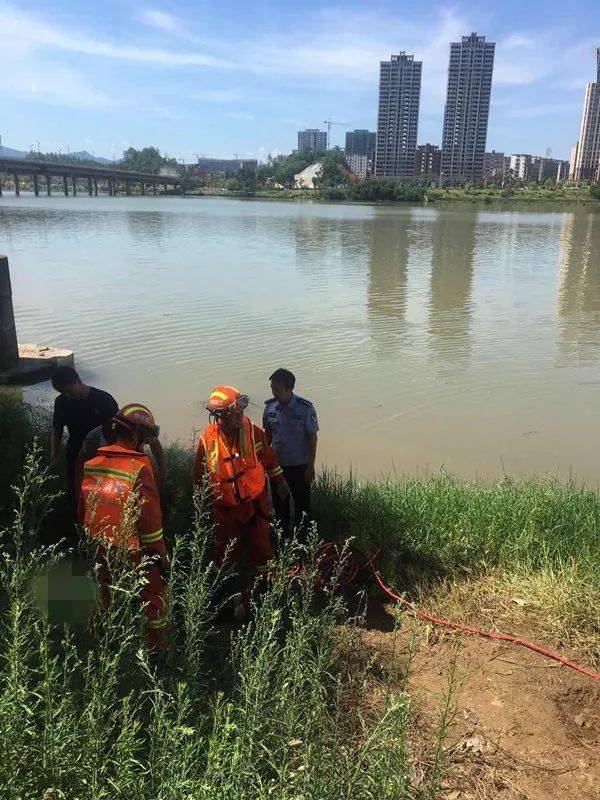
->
[263, 368, 319, 538]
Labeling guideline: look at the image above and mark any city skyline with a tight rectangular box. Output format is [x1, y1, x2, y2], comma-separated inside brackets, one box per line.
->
[0, 1, 598, 161]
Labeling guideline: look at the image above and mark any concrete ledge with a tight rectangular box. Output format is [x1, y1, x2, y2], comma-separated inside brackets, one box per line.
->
[0, 344, 74, 385]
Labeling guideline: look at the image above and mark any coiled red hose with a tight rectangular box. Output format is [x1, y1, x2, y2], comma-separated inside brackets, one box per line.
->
[308, 543, 600, 682]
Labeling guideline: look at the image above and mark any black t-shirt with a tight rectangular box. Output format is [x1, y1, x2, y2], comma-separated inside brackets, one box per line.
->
[52, 387, 118, 462]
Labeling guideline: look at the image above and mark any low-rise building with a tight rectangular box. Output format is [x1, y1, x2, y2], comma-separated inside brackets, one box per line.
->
[346, 153, 369, 179]
[190, 158, 258, 178]
[345, 130, 376, 161]
[535, 157, 564, 184]
[556, 160, 570, 183]
[508, 154, 570, 184]
[508, 154, 534, 181]
[298, 130, 327, 153]
[483, 150, 505, 180]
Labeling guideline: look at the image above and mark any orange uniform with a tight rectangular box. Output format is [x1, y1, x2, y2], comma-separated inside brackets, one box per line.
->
[193, 416, 284, 569]
[79, 444, 167, 651]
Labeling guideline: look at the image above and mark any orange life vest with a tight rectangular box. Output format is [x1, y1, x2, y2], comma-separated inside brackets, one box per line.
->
[80, 446, 156, 551]
[202, 416, 266, 507]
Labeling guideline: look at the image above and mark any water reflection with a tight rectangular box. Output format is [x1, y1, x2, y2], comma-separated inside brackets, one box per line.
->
[428, 212, 476, 366]
[366, 213, 410, 356]
[557, 212, 600, 362]
[125, 211, 169, 243]
[5, 195, 600, 482]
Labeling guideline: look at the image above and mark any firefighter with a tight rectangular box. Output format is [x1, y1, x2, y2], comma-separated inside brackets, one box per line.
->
[193, 385, 290, 620]
[79, 403, 169, 652]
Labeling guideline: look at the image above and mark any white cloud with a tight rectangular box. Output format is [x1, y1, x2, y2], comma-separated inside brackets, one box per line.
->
[0, 36, 171, 115]
[0, 4, 230, 68]
[0, 40, 116, 109]
[231, 7, 465, 119]
[136, 9, 180, 33]
[185, 88, 244, 103]
[226, 111, 254, 120]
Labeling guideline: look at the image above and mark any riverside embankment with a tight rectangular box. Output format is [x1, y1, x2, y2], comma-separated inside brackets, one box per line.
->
[1, 393, 599, 799]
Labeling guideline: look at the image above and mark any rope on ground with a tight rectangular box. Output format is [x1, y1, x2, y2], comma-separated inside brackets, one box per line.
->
[309, 542, 600, 683]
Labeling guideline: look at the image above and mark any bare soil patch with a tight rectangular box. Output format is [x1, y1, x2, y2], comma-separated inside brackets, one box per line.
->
[350, 601, 600, 800]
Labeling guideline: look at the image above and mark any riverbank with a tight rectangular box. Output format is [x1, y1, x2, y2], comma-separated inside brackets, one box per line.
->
[2, 393, 598, 662]
[1, 394, 599, 797]
[197, 184, 600, 205]
[3, 182, 599, 205]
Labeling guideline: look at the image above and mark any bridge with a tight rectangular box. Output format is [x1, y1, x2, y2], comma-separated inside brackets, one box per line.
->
[0, 157, 180, 197]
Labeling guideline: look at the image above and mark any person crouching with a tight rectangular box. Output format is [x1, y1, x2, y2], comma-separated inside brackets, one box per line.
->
[79, 403, 169, 653]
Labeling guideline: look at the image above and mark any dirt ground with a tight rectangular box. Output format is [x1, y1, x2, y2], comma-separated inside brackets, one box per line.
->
[354, 602, 600, 800]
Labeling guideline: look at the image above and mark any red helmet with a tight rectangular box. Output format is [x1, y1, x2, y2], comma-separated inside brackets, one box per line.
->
[113, 403, 160, 439]
[206, 385, 249, 416]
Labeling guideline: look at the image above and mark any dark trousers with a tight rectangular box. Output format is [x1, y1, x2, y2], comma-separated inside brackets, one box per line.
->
[272, 464, 311, 541]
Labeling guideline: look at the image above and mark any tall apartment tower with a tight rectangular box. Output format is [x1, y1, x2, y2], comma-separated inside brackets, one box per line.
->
[570, 48, 600, 181]
[440, 33, 495, 185]
[297, 129, 328, 153]
[375, 53, 422, 178]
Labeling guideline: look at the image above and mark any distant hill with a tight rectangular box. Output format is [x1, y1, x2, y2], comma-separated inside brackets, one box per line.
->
[0, 146, 113, 164]
[0, 146, 26, 159]
[69, 151, 113, 164]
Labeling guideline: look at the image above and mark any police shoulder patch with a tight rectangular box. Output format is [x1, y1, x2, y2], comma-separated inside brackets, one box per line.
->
[296, 396, 312, 407]
[264, 398, 275, 405]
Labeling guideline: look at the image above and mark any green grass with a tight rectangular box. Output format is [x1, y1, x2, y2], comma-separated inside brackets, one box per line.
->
[313, 470, 600, 662]
[0, 442, 422, 799]
[1, 393, 599, 796]
[427, 186, 598, 203]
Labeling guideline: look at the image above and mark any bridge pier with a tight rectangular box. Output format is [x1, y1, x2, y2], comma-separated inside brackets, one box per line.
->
[140, 182, 145, 196]
[113, 180, 118, 196]
[72, 177, 77, 196]
[87, 177, 93, 197]
[33, 174, 39, 197]
[93, 177, 98, 196]
[46, 176, 51, 196]
[13, 175, 19, 196]
[0, 177, 3, 197]
[126, 181, 131, 197]
[153, 183, 157, 195]
[63, 175, 69, 196]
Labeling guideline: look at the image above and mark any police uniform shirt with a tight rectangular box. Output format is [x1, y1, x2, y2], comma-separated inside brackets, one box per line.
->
[263, 394, 319, 468]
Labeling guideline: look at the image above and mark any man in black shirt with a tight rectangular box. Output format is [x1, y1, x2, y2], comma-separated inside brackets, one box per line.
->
[50, 366, 118, 508]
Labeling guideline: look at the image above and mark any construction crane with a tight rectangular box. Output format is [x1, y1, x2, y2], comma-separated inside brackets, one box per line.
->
[323, 118, 350, 149]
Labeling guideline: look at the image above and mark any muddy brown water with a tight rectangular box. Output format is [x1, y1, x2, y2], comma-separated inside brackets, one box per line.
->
[1, 195, 600, 483]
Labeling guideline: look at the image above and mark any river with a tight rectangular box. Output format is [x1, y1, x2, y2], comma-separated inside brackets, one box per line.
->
[1, 194, 599, 483]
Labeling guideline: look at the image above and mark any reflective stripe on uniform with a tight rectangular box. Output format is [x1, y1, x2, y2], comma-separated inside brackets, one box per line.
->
[147, 618, 168, 629]
[84, 465, 138, 482]
[267, 466, 283, 478]
[139, 528, 163, 544]
[122, 405, 150, 417]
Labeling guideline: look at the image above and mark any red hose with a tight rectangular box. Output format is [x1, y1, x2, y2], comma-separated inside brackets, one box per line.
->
[371, 570, 600, 682]
[310, 542, 600, 682]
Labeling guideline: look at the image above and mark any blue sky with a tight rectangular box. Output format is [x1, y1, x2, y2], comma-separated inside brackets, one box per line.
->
[1, 1, 598, 161]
